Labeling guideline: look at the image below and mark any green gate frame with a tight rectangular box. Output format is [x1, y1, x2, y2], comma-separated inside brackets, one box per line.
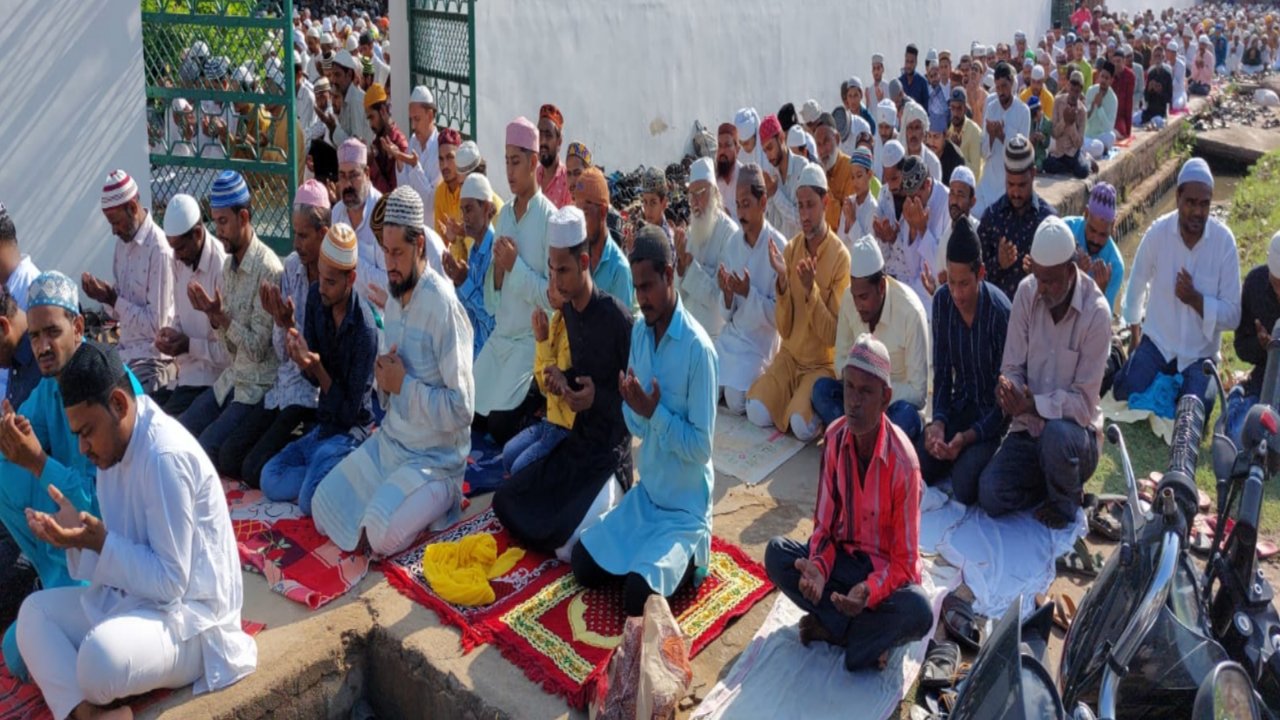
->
[142, 0, 298, 255]
[409, 0, 476, 138]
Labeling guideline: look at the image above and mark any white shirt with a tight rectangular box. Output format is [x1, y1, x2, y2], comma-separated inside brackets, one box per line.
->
[716, 161, 742, 223]
[878, 180, 952, 314]
[678, 211, 738, 340]
[69, 396, 256, 695]
[765, 151, 814, 240]
[331, 188, 386, 300]
[397, 128, 441, 219]
[839, 190, 879, 253]
[111, 212, 175, 364]
[333, 82, 372, 145]
[295, 81, 316, 135]
[715, 220, 786, 392]
[171, 235, 230, 388]
[7, 255, 39, 310]
[976, 95, 1031, 214]
[1121, 211, 1242, 371]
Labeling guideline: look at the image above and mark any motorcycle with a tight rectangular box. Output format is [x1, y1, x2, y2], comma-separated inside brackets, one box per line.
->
[950, 349, 1280, 720]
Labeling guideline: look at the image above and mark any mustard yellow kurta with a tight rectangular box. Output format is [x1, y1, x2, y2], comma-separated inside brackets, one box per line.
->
[435, 179, 463, 239]
[533, 310, 575, 430]
[747, 227, 850, 431]
[823, 153, 856, 231]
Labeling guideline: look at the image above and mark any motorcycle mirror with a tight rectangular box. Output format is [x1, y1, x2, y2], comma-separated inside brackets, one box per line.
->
[1191, 661, 1261, 720]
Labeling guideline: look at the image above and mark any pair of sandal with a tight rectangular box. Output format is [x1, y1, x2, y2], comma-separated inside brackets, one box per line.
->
[1037, 592, 1078, 632]
[1189, 514, 1279, 559]
[1057, 536, 1104, 579]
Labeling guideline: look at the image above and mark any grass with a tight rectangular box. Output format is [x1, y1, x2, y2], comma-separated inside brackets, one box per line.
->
[1086, 149, 1280, 536]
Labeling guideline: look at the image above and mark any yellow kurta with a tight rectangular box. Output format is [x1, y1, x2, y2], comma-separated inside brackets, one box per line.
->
[533, 310, 575, 430]
[747, 227, 850, 431]
[435, 179, 462, 238]
[824, 153, 856, 231]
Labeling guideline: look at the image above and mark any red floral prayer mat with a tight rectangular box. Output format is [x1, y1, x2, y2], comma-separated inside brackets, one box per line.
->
[225, 479, 370, 609]
[487, 538, 772, 709]
[0, 621, 265, 720]
[379, 508, 569, 651]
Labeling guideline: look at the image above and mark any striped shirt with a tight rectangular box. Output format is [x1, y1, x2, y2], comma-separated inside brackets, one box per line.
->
[264, 252, 319, 411]
[930, 281, 1012, 442]
[809, 416, 922, 609]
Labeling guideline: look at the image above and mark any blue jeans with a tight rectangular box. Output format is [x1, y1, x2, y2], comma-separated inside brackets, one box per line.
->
[260, 428, 364, 516]
[1225, 387, 1258, 449]
[810, 378, 922, 439]
[1114, 336, 1214, 414]
[178, 389, 270, 477]
[502, 420, 570, 475]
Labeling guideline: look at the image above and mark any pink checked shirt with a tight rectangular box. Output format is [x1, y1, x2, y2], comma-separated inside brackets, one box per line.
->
[536, 162, 572, 209]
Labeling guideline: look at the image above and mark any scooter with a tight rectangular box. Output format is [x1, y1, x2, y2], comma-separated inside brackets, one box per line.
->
[950, 352, 1280, 719]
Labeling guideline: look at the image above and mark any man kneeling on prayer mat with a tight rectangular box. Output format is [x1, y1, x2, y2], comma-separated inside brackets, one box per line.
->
[17, 342, 255, 720]
[765, 334, 932, 672]
[310, 189, 475, 557]
[571, 226, 718, 617]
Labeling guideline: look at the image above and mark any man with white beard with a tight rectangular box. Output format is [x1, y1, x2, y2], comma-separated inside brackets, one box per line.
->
[716, 164, 786, 415]
[676, 158, 739, 341]
[715, 123, 743, 223]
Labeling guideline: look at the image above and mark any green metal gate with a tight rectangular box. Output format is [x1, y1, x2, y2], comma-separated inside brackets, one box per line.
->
[409, 0, 476, 138]
[142, 0, 298, 254]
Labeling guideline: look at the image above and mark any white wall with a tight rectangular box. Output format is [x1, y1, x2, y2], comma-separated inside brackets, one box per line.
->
[0, 0, 150, 284]
[472, 0, 1052, 171]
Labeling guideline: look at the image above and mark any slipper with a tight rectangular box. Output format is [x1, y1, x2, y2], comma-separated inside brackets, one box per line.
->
[941, 593, 984, 653]
[1058, 594, 1078, 632]
[1088, 498, 1125, 542]
[1052, 595, 1070, 632]
[1056, 537, 1100, 579]
[1259, 540, 1279, 560]
[1199, 489, 1212, 513]
[920, 640, 961, 690]
[1190, 515, 1215, 556]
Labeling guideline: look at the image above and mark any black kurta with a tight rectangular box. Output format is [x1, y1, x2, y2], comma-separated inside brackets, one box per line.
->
[494, 285, 635, 554]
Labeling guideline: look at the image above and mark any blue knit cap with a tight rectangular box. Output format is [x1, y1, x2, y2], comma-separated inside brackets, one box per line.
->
[210, 170, 250, 209]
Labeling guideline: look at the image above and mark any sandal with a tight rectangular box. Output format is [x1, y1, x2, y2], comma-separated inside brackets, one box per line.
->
[1199, 489, 1213, 513]
[941, 593, 985, 652]
[1053, 594, 1078, 632]
[1056, 537, 1101, 579]
[1190, 515, 1215, 557]
[1088, 496, 1126, 542]
[1259, 540, 1279, 560]
[920, 640, 961, 690]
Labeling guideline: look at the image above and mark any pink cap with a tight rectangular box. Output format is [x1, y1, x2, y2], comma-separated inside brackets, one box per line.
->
[759, 114, 783, 143]
[294, 178, 331, 211]
[337, 138, 367, 165]
[506, 116, 538, 152]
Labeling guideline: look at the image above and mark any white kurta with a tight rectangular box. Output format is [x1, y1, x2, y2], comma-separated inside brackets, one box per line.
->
[330, 189, 385, 299]
[171, 236, 229, 389]
[678, 211, 738, 340]
[765, 151, 814, 240]
[715, 220, 786, 392]
[474, 192, 555, 415]
[333, 82, 371, 145]
[110, 212, 175, 365]
[975, 95, 1031, 215]
[838, 191, 879, 253]
[17, 397, 255, 719]
[885, 181, 951, 314]
[397, 128, 440, 217]
[716, 161, 741, 223]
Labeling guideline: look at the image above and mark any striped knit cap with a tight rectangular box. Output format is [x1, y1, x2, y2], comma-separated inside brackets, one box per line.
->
[383, 186, 422, 228]
[370, 194, 387, 236]
[209, 170, 250, 209]
[1004, 134, 1035, 173]
[1087, 182, 1117, 224]
[844, 333, 892, 388]
[101, 170, 138, 209]
[321, 223, 359, 270]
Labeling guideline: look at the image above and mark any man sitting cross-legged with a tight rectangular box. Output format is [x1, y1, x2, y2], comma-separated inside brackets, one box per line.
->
[765, 334, 932, 672]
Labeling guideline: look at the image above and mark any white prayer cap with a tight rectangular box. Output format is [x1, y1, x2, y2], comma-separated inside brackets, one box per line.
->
[845, 76, 864, 91]
[384, 186, 424, 227]
[547, 206, 588, 249]
[800, 99, 823, 125]
[410, 85, 436, 106]
[877, 99, 898, 129]
[689, 157, 714, 186]
[882, 140, 906, 167]
[871, 52, 885, 65]
[1014, 29, 1027, 40]
[101, 170, 138, 209]
[332, 49, 360, 72]
[322, 17, 333, 32]
[797, 163, 828, 192]
[1030, 216, 1077, 267]
[950, 165, 977, 190]
[901, 101, 927, 130]
[345, 34, 359, 52]
[163, 194, 202, 236]
[456, 141, 482, 174]
[849, 235, 885, 277]
[1031, 65, 1046, 80]
[461, 172, 493, 203]
[171, 97, 192, 114]
[787, 125, 809, 150]
[321, 32, 335, 46]
[1199, 34, 1211, 45]
[307, 26, 321, 39]
[849, 114, 872, 139]
[1177, 157, 1215, 190]
[735, 107, 760, 138]
[926, 48, 939, 65]
[1167, 40, 1180, 51]
[1269, 230, 1280, 278]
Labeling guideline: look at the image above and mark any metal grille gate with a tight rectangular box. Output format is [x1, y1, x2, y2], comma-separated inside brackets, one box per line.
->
[142, 0, 298, 254]
[408, 0, 476, 138]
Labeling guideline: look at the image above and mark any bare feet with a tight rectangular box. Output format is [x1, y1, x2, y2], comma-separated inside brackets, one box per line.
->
[72, 702, 133, 720]
[798, 614, 836, 647]
[1035, 506, 1071, 530]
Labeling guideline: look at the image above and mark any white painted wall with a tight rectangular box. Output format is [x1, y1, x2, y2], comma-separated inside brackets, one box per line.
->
[471, 0, 1053, 171]
[0, 0, 150, 285]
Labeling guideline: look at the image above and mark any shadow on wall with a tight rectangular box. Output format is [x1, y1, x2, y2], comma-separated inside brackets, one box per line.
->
[0, 0, 150, 285]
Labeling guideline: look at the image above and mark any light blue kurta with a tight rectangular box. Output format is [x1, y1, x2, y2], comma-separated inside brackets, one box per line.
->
[580, 299, 718, 595]
[595, 236, 636, 315]
[311, 268, 475, 552]
[474, 192, 554, 415]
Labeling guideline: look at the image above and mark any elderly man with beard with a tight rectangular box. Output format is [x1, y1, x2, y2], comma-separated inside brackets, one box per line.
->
[81, 171, 175, 393]
[179, 172, 284, 478]
[333, 139, 387, 309]
[676, 158, 739, 341]
[260, 225, 377, 515]
[311, 183, 475, 558]
[716, 164, 785, 415]
[899, 103, 941, 183]
[474, 117, 556, 444]
[874, 156, 951, 313]
[746, 165, 851, 441]
[979, 136, 1058, 301]
[573, 168, 635, 312]
[394, 87, 441, 213]
[762, 114, 816, 240]
[1064, 182, 1124, 311]
[815, 113, 855, 234]
[715, 123, 742, 223]
[363, 83, 408, 194]
[975, 63, 1031, 215]
[1116, 159, 1241, 414]
[978, 217, 1110, 529]
[0, 273, 144, 683]
[536, 104, 572, 209]
[441, 174, 498, 359]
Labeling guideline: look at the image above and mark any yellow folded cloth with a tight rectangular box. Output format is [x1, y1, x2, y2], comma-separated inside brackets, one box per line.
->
[422, 533, 525, 606]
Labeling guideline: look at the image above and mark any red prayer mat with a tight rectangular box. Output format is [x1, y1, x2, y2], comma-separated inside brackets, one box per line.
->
[487, 538, 772, 709]
[379, 508, 569, 651]
[224, 479, 370, 609]
[0, 621, 264, 720]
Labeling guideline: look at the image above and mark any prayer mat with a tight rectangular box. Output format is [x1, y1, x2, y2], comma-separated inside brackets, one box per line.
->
[0, 621, 265, 720]
[465, 430, 506, 497]
[712, 409, 806, 486]
[487, 537, 772, 709]
[224, 479, 370, 609]
[379, 508, 569, 651]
